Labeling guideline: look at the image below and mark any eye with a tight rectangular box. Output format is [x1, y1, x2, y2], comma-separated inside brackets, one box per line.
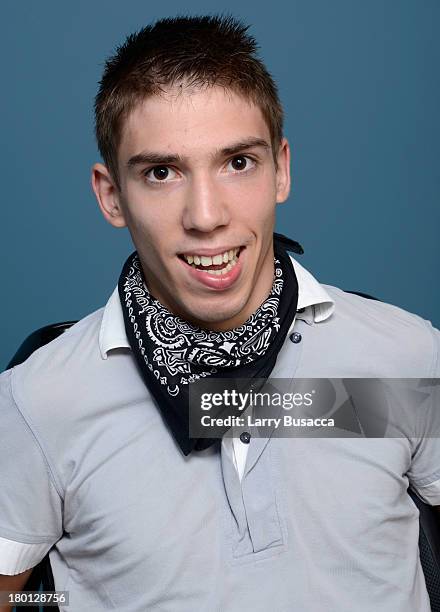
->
[226, 155, 256, 173]
[144, 165, 179, 183]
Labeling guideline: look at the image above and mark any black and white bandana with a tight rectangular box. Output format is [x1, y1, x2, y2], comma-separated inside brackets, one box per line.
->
[118, 233, 302, 455]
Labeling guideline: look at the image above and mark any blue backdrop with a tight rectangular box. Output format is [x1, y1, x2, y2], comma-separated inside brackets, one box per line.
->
[1, 0, 439, 371]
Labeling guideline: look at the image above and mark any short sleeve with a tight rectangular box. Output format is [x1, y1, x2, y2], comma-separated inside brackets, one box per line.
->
[407, 324, 440, 505]
[0, 369, 63, 574]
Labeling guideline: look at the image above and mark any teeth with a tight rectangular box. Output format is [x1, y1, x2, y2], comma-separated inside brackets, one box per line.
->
[198, 258, 238, 275]
[183, 247, 240, 266]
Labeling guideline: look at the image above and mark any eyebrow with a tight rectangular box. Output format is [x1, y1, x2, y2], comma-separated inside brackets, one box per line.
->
[126, 137, 271, 169]
[218, 137, 271, 157]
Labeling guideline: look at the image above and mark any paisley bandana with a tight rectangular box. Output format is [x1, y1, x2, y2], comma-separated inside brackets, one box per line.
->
[118, 233, 302, 455]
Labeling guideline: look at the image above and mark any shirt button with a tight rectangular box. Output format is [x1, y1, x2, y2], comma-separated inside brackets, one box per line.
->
[289, 332, 302, 344]
[240, 431, 251, 444]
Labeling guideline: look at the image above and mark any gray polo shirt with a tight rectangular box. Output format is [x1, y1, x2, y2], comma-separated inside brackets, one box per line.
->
[1, 258, 439, 611]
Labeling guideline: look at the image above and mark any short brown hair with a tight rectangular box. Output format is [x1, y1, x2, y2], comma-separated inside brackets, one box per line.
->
[94, 15, 284, 189]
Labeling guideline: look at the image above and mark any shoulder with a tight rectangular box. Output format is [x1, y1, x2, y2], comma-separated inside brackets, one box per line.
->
[11, 306, 106, 381]
[4, 307, 108, 422]
[312, 284, 439, 377]
[0, 307, 107, 489]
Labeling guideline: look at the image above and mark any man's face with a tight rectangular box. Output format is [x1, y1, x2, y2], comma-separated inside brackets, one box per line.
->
[93, 86, 290, 330]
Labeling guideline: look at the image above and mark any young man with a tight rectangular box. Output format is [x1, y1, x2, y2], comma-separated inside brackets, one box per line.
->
[0, 15, 439, 612]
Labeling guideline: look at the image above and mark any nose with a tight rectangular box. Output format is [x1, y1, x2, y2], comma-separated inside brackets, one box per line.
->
[182, 172, 230, 233]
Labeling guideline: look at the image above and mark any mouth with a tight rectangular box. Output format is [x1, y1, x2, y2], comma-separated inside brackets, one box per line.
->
[177, 246, 245, 290]
[177, 246, 244, 276]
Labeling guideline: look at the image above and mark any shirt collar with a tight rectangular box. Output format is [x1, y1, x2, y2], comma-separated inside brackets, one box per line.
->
[99, 255, 334, 360]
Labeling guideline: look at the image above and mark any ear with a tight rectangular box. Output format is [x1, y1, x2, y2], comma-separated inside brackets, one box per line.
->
[275, 137, 291, 204]
[91, 163, 127, 228]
